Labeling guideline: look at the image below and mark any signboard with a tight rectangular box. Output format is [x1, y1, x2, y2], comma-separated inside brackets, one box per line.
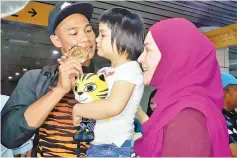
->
[204, 24, 237, 48]
[3, 2, 54, 26]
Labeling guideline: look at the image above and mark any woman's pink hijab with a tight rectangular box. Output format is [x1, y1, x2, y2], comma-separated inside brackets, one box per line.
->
[134, 18, 230, 156]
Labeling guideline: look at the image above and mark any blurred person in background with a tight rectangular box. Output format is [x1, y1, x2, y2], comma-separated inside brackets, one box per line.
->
[221, 72, 237, 157]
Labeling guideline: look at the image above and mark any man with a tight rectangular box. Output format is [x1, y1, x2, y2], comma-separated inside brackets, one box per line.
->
[221, 72, 237, 157]
[1, 2, 96, 157]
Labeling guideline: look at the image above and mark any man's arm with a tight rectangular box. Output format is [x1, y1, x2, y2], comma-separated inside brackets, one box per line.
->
[24, 87, 65, 127]
[1, 70, 65, 149]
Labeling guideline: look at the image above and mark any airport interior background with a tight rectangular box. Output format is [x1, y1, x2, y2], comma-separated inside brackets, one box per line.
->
[1, 1, 237, 95]
[0, 1, 237, 157]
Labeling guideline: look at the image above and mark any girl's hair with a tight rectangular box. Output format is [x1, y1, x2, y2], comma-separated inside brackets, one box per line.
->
[99, 7, 144, 60]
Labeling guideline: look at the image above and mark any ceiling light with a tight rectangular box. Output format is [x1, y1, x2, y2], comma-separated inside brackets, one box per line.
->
[53, 50, 59, 55]
[8, 76, 13, 80]
[15, 72, 20, 76]
[9, 39, 29, 45]
[35, 61, 40, 65]
[23, 68, 28, 71]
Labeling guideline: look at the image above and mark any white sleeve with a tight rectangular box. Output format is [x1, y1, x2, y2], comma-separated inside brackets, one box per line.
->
[114, 62, 143, 85]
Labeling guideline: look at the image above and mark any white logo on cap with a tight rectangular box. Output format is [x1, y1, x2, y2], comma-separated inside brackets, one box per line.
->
[60, 2, 71, 10]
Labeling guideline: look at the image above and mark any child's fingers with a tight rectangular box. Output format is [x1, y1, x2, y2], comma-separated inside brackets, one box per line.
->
[73, 117, 82, 126]
[72, 104, 82, 126]
[73, 111, 82, 126]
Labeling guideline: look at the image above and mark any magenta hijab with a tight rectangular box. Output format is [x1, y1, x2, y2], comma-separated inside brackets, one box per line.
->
[134, 18, 231, 156]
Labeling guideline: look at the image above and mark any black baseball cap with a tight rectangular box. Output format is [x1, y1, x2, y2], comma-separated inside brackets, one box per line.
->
[48, 2, 93, 35]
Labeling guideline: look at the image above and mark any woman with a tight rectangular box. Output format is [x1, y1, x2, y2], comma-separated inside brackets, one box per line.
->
[134, 18, 231, 156]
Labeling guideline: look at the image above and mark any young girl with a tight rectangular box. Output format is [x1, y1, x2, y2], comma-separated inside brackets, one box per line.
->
[72, 8, 145, 157]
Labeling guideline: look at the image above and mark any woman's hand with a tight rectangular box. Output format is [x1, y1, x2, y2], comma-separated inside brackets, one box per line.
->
[136, 105, 149, 124]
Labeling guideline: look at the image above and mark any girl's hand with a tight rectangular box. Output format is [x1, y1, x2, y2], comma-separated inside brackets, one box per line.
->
[73, 104, 82, 126]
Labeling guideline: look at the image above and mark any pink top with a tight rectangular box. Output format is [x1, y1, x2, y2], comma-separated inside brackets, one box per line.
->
[161, 108, 213, 156]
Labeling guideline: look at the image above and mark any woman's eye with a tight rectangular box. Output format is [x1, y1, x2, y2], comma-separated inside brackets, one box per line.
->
[146, 48, 150, 52]
[70, 32, 77, 36]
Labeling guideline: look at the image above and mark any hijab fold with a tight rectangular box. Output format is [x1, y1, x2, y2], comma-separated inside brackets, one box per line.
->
[134, 18, 231, 156]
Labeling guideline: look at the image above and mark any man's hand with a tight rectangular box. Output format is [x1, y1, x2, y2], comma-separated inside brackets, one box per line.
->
[57, 56, 84, 94]
[73, 104, 82, 126]
[24, 56, 85, 128]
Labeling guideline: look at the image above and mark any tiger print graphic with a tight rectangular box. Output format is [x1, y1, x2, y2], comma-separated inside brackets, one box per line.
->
[38, 91, 90, 157]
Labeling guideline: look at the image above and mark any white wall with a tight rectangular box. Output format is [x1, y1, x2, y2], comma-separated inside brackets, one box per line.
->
[1, 95, 33, 157]
[199, 27, 229, 73]
[1, 95, 14, 158]
[217, 47, 229, 73]
[1, 95, 9, 111]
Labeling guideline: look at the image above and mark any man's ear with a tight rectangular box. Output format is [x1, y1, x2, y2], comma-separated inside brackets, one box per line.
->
[50, 35, 62, 48]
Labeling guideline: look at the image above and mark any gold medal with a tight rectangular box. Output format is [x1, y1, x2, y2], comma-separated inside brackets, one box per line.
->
[68, 45, 89, 61]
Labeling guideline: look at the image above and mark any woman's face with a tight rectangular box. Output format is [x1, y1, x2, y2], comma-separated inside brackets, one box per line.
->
[138, 31, 161, 85]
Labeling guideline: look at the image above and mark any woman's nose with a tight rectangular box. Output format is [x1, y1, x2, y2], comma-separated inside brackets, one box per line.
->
[138, 52, 146, 63]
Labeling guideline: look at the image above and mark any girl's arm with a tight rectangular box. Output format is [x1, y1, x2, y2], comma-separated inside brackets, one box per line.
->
[73, 80, 135, 120]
